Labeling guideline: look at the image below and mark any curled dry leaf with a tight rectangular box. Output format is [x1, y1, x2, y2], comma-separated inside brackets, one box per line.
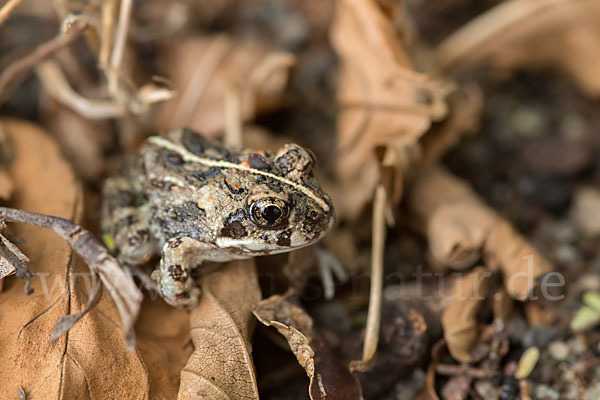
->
[0, 119, 148, 398]
[331, 0, 452, 219]
[178, 260, 261, 400]
[407, 165, 553, 300]
[437, 0, 600, 97]
[441, 267, 490, 362]
[157, 35, 296, 136]
[419, 84, 483, 164]
[253, 291, 363, 400]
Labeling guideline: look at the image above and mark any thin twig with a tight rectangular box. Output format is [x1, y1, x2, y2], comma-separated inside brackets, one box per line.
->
[108, 0, 133, 96]
[350, 183, 386, 372]
[224, 80, 243, 149]
[0, 0, 25, 26]
[436, 0, 571, 71]
[0, 0, 103, 103]
[99, 0, 117, 68]
[0, 21, 85, 103]
[36, 60, 126, 118]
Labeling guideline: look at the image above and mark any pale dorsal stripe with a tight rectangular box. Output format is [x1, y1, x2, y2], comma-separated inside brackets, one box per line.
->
[148, 136, 330, 212]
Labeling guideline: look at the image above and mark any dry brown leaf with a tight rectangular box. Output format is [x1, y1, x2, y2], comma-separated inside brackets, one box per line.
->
[135, 296, 193, 398]
[178, 259, 261, 400]
[420, 84, 483, 164]
[441, 267, 490, 362]
[331, 0, 452, 219]
[253, 291, 363, 400]
[157, 35, 295, 136]
[407, 165, 553, 300]
[0, 119, 148, 399]
[437, 0, 600, 96]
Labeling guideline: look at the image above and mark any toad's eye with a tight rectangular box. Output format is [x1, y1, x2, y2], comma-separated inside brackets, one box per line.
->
[249, 198, 290, 228]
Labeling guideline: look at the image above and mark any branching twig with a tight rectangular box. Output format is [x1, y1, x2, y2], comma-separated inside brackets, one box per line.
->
[0, 20, 86, 103]
[0, 207, 142, 348]
[0, 0, 103, 103]
[36, 60, 126, 118]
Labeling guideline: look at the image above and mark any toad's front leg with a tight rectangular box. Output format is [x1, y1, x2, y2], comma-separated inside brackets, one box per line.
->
[151, 237, 205, 307]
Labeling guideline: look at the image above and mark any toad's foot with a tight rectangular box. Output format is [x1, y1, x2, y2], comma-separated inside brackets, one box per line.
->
[151, 237, 202, 307]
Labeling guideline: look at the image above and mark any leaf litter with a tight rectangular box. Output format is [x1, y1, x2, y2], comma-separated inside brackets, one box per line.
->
[1, 0, 600, 399]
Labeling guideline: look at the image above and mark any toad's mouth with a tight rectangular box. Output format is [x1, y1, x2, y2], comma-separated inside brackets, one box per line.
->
[214, 233, 316, 255]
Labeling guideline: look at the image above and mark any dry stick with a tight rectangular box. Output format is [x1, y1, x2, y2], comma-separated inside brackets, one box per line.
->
[36, 60, 126, 118]
[224, 80, 243, 150]
[99, 0, 118, 68]
[0, 207, 142, 347]
[0, 22, 85, 103]
[351, 183, 386, 372]
[436, 0, 571, 71]
[0, 0, 25, 26]
[107, 0, 133, 96]
[0, 0, 103, 103]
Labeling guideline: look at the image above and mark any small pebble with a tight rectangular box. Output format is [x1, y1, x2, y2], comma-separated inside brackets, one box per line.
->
[548, 341, 570, 361]
[474, 380, 499, 400]
[549, 219, 577, 243]
[554, 244, 582, 265]
[585, 386, 600, 400]
[572, 187, 600, 238]
[576, 274, 600, 292]
[568, 335, 588, 356]
[511, 106, 545, 137]
[560, 378, 579, 400]
[534, 384, 559, 400]
[559, 113, 587, 141]
[392, 369, 426, 400]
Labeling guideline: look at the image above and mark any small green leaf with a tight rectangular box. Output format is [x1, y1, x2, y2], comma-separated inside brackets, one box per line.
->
[102, 232, 116, 251]
[571, 305, 600, 332]
[583, 291, 600, 311]
[515, 347, 540, 380]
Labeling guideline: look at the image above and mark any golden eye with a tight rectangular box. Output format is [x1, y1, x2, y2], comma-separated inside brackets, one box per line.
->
[249, 198, 290, 228]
